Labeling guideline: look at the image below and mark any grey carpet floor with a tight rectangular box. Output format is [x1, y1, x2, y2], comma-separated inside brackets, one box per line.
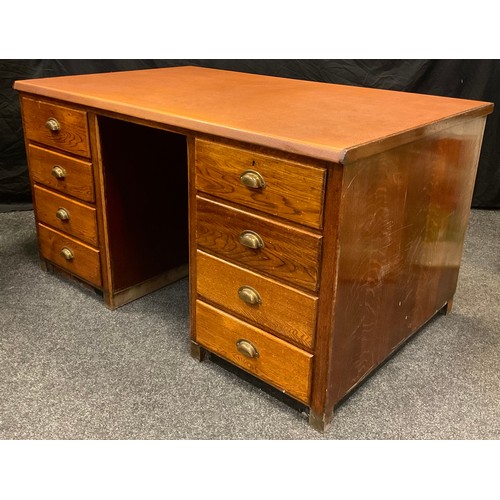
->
[0, 209, 499, 440]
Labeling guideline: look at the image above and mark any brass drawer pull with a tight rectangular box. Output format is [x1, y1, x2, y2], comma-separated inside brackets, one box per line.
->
[238, 285, 262, 305]
[236, 339, 259, 359]
[239, 230, 264, 249]
[45, 117, 61, 132]
[60, 247, 74, 261]
[51, 165, 66, 179]
[240, 169, 265, 189]
[55, 208, 70, 221]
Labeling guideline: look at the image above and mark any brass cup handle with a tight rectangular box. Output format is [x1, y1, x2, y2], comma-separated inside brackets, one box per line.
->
[55, 208, 70, 221]
[238, 285, 262, 305]
[51, 165, 66, 179]
[239, 230, 264, 249]
[236, 339, 259, 359]
[240, 169, 265, 189]
[60, 247, 74, 261]
[45, 117, 61, 132]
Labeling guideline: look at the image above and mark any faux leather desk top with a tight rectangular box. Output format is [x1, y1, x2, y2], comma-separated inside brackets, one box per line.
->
[14, 66, 493, 164]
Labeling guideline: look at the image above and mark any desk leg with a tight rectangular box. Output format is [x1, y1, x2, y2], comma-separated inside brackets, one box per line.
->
[441, 299, 454, 315]
[40, 258, 50, 273]
[308, 408, 334, 433]
[190, 340, 208, 362]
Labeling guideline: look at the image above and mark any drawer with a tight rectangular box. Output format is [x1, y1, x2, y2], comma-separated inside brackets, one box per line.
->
[33, 185, 98, 247]
[195, 139, 326, 229]
[196, 300, 312, 404]
[21, 97, 90, 157]
[38, 223, 102, 287]
[28, 144, 95, 202]
[196, 250, 317, 350]
[196, 196, 322, 291]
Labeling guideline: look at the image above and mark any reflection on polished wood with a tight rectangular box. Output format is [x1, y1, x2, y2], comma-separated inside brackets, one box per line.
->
[319, 119, 488, 425]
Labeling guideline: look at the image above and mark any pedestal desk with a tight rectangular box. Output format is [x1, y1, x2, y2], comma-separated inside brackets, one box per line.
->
[14, 66, 493, 431]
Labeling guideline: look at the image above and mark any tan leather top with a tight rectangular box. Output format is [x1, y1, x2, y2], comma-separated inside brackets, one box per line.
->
[14, 66, 493, 164]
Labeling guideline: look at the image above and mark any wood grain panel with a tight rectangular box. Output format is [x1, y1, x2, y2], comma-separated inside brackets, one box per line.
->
[195, 300, 313, 404]
[196, 196, 322, 291]
[329, 117, 488, 404]
[33, 185, 98, 246]
[308, 163, 344, 431]
[38, 223, 101, 287]
[22, 97, 90, 157]
[28, 144, 95, 202]
[195, 139, 326, 229]
[196, 250, 318, 349]
[98, 116, 189, 292]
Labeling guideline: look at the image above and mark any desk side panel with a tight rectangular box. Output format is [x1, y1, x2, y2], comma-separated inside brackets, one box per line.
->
[329, 116, 487, 404]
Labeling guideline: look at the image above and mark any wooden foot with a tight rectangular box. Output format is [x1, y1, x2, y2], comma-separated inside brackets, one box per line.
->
[40, 258, 51, 272]
[441, 299, 454, 315]
[190, 340, 208, 362]
[308, 408, 334, 432]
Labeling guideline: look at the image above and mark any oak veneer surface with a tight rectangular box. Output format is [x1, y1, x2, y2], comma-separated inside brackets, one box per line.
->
[329, 118, 488, 404]
[37, 223, 102, 287]
[14, 66, 493, 163]
[196, 250, 318, 350]
[196, 300, 313, 404]
[196, 195, 322, 291]
[21, 97, 91, 157]
[33, 185, 98, 247]
[28, 145, 95, 203]
[195, 139, 326, 229]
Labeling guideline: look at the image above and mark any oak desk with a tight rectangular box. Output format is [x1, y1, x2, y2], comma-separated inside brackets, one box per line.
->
[14, 66, 493, 431]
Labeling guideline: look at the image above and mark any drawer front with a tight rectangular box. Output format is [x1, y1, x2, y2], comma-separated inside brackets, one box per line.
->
[28, 144, 95, 202]
[196, 250, 317, 350]
[34, 185, 98, 247]
[22, 97, 90, 157]
[38, 223, 101, 287]
[196, 300, 312, 404]
[196, 196, 322, 291]
[195, 140, 326, 229]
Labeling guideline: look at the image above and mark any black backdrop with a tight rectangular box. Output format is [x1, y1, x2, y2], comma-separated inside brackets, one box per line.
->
[1, 59, 499, 209]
